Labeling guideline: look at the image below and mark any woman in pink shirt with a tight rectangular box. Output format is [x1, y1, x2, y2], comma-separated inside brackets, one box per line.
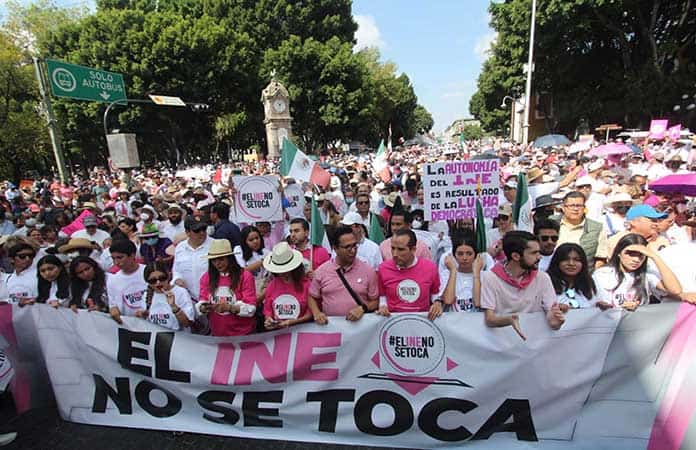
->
[198, 239, 257, 336]
[262, 242, 312, 330]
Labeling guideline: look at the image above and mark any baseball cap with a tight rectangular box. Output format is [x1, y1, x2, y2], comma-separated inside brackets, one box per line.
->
[626, 204, 667, 221]
[498, 203, 513, 216]
[575, 176, 594, 188]
[83, 216, 98, 227]
[340, 212, 363, 226]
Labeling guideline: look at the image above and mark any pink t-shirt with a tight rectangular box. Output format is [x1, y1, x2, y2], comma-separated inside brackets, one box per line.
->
[198, 270, 256, 336]
[309, 259, 379, 316]
[378, 258, 440, 313]
[480, 270, 557, 315]
[263, 277, 310, 320]
[297, 245, 330, 271]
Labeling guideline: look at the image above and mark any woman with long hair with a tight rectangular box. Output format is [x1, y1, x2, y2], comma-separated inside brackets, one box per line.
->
[36, 255, 70, 307]
[234, 225, 271, 309]
[197, 239, 257, 336]
[262, 242, 312, 330]
[439, 232, 486, 312]
[138, 261, 194, 331]
[592, 233, 681, 311]
[68, 256, 108, 312]
[547, 243, 597, 311]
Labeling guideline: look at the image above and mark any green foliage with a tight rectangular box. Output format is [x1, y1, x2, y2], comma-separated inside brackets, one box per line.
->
[471, 0, 696, 135]
[2, 0, 433, 172]
[462, 124, 484, 141]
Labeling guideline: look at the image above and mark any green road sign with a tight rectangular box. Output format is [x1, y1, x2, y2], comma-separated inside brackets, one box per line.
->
[45, 58, 127, 103]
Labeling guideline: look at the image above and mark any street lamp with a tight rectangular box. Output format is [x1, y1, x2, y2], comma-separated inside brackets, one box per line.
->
[500, 96, 516, 140]
[522, 0, 537, 146]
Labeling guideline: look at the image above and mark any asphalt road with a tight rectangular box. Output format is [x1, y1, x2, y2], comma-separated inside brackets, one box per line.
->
[0, 393, 411, 450]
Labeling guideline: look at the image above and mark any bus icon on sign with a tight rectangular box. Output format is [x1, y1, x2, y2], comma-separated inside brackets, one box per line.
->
[52, 68, 77, 92]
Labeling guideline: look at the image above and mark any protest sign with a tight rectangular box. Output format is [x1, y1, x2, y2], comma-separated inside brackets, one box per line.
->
[3, 303, 694, 449]
[649, 119, 669, 139]
[668, 124, 682, 141]
[284, 183, 305, 218]
[232, 175, 283, 222]
[423, 159, 500, 221]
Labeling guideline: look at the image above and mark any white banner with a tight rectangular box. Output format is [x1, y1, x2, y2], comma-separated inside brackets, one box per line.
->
[423, 160, 500, 222]
[15, 305, 618, 445]
[283, 183, 305, 219]
[232, 175, 283, 222]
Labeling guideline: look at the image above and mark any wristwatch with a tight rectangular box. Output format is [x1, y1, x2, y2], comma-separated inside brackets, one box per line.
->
[172, 306, 181, 314]
[360, 304, 369, 313]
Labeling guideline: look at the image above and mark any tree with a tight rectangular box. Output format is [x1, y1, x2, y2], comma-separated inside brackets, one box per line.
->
[462, 124, 484, 141]
[471, 0, 696, 136]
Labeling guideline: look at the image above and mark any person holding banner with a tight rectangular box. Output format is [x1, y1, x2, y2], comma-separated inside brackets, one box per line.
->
[481, 231, 565, 340]
[140, 262, 194, 331]
[2, 241, 38, 304]
[308, 225, 379, 324]
[262, 242, 312, 330]
[546, 243, 598, 311]
[438, 232, 487, 312]
[376, 229, 442, 320]
[197, 239, 257, 336]
[107, 239, 148, 324]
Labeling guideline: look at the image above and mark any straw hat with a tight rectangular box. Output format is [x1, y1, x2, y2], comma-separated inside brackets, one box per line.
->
[207, 239, 233, 259]
[526, 167, 545, 183]
[263, 242, 303, 274]
[384, 192, 402, 208]
[58, 238, 94, 253]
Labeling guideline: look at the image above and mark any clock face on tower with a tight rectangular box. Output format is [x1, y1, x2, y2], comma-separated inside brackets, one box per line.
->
[273, 99, 286, 113]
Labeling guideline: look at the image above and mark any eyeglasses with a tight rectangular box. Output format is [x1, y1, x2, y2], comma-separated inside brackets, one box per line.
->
[503, 186, 515, 191]
[147, 275, 169, 284]
[189, 228, 206, 233]
[497, 214, 510, 221]
[356, 201, 370, 205]
[539, 235, 559, 242]
[338, 243, 358, 251]
[563, 203, 584, 209]
[15, 253, 35, 260]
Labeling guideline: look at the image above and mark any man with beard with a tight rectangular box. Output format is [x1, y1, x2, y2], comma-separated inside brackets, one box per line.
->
[481, 231, 565, 340]
[160, 204, 185, 242]
[534, 219, 560, 272]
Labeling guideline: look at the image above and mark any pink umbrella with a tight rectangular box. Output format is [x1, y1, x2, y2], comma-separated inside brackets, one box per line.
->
[649, 173, 696, 196]
[586, 143, 633, 157]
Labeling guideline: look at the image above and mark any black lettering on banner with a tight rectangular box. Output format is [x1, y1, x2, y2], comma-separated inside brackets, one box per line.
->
[154, 332, 191, 383]
[242, 391, 284, 427]
[306, 389, 356, 432]
[418, 398, 477, 441]
[197, 390, 240, 425]
[91, 374, 132, 414]
[354, 390, 413, 436]
[117, 328, 151, 377]
[134, 380, 182, 418]
[471, 399, 538, 441]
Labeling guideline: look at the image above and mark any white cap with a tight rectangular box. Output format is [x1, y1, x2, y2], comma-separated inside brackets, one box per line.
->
[341, 212, 363, 226]
[588, 159, 605, 172]
[575, 176, 594, 187]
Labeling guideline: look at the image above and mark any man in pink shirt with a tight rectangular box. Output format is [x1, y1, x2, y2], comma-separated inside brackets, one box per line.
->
[308, 226, 379, 323]
[377, 229, 442, 321]
[481, 230, 565, 340]
[379, 210, 432, 261]
[289, 218, 330, 272]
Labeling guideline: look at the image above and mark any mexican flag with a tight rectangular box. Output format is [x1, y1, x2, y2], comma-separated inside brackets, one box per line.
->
[368, 212, 385, 244]
[475, 198, 487, 253]
[310, 197, 330, 250]
[513, 173, 533, 232]
[279, 138, 330, 188]
[373, 139, 391, 182]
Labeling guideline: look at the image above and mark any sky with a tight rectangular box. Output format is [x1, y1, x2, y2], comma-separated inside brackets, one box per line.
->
[2, 0, 495, 134]
[352, 0, 495, 133]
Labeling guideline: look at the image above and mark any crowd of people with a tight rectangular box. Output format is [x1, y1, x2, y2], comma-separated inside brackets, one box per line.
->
[1, 134, 695, 340]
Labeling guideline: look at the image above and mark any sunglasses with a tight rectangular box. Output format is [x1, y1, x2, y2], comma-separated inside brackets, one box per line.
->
[147, 275, 169, 284]
[497, 214, 510, 221]
[15, 253, 35, 260]
[539, 235, 559, 242]
[356, 201, 370, 205]
[623, 250, 646, 259]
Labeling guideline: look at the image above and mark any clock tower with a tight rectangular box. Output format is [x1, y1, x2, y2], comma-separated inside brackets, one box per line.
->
[261, 75, 293, 159]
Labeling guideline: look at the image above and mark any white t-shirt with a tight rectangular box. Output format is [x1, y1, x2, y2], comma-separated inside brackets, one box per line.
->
[2, 268, 38, 303]
[592, 266, 660, 307]
[233, 245, 270, 280]
[107, 265, 148, 316]
[556, 287, 595, 309]
[45, 282, 70, 307]
[436, 253, 492, 312]
[146, 285, 195, 331]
